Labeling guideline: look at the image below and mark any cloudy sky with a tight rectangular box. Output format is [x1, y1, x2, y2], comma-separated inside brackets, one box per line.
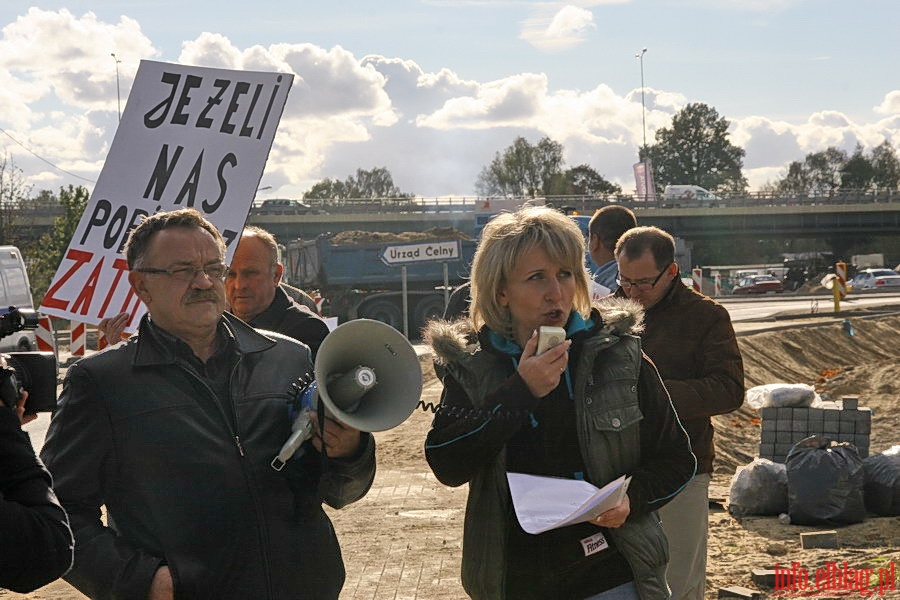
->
[2, 1, 899, 200]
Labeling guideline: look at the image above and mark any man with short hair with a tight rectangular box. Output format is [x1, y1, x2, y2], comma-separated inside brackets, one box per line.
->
[42, 208, 375, 600]
[227, 226, 329, 358]
[99, 226, 328, 358]
[588, 205, 637, 294]
[615, 225, 744, 600]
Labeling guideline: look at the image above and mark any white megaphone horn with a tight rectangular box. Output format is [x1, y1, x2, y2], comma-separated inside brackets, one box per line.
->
[271, 319, 422, 470]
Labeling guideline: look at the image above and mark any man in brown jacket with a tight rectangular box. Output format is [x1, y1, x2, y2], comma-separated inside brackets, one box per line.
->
[615, 226, 744, 600]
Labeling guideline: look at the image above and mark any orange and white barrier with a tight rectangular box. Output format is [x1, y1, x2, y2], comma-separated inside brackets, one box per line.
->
[313, 293, 325, 315]
[36, 316, 55, 352]
[835, 261, 847, 299]
[692, 268, 702, 293]
[70, 322, 86, 357]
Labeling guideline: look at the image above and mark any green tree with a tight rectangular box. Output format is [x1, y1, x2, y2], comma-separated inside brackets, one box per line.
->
[561, 164, 621, 196]
[870, 140, 900, 190]
[776, 161, 810, 195]
[26, 185, 90, 306]
[803, 147, 847, 194]
[475, 136, 566, 197]
[303, 178, 350, 200]
[774, 141, 900, 195]
[346, 167, 411, 199]
[644, 103, 747, 194]
[532, 138, 565, 196]
[839, 144, 874, 190]
[304, 167, 411, 200]
[0, 152, 34, 246]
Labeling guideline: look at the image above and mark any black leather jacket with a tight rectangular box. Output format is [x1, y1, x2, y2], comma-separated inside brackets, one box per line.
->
[41, 314, 375, 600]
[0, 407, 73, 592]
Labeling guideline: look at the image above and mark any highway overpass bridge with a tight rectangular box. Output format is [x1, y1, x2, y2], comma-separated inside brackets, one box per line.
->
[245, 196, 900, 243]
[9, 191, 900, 244]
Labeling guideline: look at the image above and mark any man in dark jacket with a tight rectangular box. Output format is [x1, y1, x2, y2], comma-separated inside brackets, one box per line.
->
[41, 209, 375, 600]
[99, 226, 328, 356]
[615, 226, 744, 600]
[226, 226, 330, 358]
[1, 386, 73, 593]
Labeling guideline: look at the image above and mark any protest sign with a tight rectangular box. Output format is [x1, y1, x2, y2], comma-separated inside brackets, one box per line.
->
[40, 60, 293, 329]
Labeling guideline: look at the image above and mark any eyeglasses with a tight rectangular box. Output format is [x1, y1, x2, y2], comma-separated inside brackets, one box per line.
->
[617, 263, 672, 291]
[136, 263, 229, 283]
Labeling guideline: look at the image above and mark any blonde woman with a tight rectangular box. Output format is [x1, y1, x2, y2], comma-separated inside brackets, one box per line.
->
[424, 206, 694, 600]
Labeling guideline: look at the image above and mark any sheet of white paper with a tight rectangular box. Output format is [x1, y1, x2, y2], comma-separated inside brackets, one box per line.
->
[507, 472, 631, 535]
[590, 280, 612, 302]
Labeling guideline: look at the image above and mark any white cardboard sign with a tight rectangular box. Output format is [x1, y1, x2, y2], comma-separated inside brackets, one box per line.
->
[40, 60, 293, 327]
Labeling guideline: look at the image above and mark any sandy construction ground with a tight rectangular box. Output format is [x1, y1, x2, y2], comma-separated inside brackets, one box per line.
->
[5, 312, 899, 599]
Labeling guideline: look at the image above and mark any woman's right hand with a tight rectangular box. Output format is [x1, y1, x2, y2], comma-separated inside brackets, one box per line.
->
[517, 331, 571, 398]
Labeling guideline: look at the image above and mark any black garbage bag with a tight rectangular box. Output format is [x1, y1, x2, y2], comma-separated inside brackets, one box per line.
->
[727, 458, 788, 521]
[862, 445, 900, 517]
[786, 435, 866, 525]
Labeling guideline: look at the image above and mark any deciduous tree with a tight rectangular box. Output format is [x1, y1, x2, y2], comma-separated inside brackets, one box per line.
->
[840, 144, 874, 190]
[644, 103, 747, 194]
[475, 136, 566, 197]
[0, 152, 34, 246]
[804, 147, 847, 193]
[26, 185, 89, 306]
[870, 140, 900, 190]
[560, 164, 621, 196]
[304, 167, 411, 200]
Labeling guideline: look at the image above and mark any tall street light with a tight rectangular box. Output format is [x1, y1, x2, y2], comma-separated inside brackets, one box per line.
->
[111, 53, 122, 121]
[635, 47, 648, 200]
[635, 47, 648, 150]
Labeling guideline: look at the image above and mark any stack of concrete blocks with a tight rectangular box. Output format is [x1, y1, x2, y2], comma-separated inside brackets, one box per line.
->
[758, 395, 871, 463]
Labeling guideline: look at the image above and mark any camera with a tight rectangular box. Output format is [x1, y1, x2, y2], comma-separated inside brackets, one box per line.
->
[0, 306, 57, 414]
[0, 305, 40, 338]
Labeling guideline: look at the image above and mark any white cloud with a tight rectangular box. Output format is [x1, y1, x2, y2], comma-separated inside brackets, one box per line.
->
[2, 8, 900, 199]
[520, 5, 596, 52]
[546, 6, 595, 38]
[874, 91, 900, 115]
[0, 8, 156, 186]
[0, 8, 155, 111]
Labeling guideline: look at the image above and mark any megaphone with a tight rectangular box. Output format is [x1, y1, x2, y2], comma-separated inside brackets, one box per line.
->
[820, 273, 837, 289]
[272, 319, 422, 470]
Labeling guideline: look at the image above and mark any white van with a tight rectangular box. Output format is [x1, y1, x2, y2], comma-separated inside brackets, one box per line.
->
[0, 246, 38, 352]
[662, 185, 721, 206]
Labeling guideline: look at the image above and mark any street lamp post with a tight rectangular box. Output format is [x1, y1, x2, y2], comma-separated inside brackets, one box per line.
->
[635, 47, 648, 200]
[111, 53, 122, 121]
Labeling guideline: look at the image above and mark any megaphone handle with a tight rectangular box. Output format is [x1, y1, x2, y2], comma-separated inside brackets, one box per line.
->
[271, 413, 315, 471]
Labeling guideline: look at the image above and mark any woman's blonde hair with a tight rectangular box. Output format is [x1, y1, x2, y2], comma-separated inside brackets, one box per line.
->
[469, 206, 591, 337]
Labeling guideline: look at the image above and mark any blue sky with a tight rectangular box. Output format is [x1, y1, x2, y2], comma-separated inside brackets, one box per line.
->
[2, 1, 899, 198]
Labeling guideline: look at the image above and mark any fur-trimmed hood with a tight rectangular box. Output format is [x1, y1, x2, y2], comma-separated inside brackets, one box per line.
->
[424, 296, 644, 366]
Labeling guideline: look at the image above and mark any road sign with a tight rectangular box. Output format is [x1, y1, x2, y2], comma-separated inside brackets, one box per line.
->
[380, 240, 461, 266]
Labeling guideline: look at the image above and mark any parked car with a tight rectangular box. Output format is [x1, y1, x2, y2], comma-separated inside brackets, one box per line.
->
[732, 274, 784, 295]
[254, 199, 318, 214]
[849, 268, 900, 291]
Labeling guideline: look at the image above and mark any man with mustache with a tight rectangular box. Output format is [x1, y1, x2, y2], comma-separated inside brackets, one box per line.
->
[41, 208, 376, 600]
[99, 227, 327, 358]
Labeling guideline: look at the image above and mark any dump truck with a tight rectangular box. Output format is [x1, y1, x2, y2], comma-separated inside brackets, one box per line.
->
[282, 228, 476, 337]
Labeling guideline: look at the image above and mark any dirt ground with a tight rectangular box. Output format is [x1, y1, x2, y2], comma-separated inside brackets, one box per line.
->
[5, 312, 899, 599]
